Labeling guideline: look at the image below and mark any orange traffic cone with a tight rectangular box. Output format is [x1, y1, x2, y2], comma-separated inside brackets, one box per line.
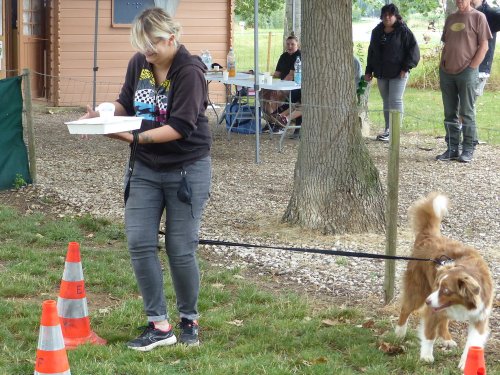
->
[57, 242, 106, 349]
[463, 346, 486, 375]
[34, 300, 71, 375]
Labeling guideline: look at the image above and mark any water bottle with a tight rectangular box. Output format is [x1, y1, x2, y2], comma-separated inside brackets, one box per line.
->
[227, 47, 236, 77]
[294, 56, 302, 85]
[205, 50, 212, 70]
[201, 50, 212, 70]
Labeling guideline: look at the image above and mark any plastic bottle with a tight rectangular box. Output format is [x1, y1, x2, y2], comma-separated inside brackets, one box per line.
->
[294, 56, 301, 85]
[201, 50, 212, 70]
[227, 47, 236, 77]
[206, 50, 212, 70]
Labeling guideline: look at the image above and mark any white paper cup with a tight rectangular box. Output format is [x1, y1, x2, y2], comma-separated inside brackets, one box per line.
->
[222, 71, 229, 80]
[265, 76, 273, 85]
[213, 66, 220, 71]
[97, 102, 115, 119]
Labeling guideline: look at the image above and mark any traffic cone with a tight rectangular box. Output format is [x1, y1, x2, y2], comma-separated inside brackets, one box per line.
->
[34, 300, 71, 375]
[57, 242, 106, 349]
[463, 346, 486, 375]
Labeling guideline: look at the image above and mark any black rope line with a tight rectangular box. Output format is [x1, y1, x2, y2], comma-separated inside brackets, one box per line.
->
[197, 239, 451, 265]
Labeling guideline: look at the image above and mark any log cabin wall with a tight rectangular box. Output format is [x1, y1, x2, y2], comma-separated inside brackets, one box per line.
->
[51, 0, 232, 107]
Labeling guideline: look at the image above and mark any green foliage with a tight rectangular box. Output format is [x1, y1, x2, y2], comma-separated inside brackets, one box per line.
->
[359, 0, 442, 17]
[12, 174, 27, 190]
[407, 45, 441, 90]
[235, 0, 284, 28]
[357, 77, 369, 104]
[353, 3, 364, 21]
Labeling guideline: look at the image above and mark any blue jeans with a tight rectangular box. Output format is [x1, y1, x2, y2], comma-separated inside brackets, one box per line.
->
[439, 67, 478, 152]
[124, 156, 211, 322]
[377, 74, 409, 131]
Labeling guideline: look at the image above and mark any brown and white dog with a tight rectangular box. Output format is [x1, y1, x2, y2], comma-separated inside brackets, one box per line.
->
[395, 192, 494, 370]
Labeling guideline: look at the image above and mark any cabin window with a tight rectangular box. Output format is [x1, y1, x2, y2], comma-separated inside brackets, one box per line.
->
[112, 0, 156, 27]
[23, 0, 42, 36]
[112, 0, 180, 27]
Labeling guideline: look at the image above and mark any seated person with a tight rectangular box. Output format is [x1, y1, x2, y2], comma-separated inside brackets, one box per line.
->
[262, 34, 301, 132]
[270, 56, 363, 137]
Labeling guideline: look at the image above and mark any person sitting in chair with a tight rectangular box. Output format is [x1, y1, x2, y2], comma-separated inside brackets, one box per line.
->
[262, 34, 301, 134]
[271, 56, 363, 139]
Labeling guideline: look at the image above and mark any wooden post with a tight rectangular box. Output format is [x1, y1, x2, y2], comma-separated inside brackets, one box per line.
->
[384, 110, 401, 304]
[266, 32, 272, 73]
[22, 68, 37, 184]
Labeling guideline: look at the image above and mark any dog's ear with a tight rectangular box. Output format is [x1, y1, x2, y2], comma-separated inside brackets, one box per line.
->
[458, 275, 481, 309]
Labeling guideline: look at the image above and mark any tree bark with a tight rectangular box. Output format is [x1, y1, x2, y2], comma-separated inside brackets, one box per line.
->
[282, 0, 386, 234]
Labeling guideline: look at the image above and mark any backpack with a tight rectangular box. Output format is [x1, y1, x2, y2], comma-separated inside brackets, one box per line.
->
[224, 89, 261, 134]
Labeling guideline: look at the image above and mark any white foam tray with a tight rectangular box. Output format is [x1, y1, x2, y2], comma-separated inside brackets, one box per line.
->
[65, 116, 142, 134]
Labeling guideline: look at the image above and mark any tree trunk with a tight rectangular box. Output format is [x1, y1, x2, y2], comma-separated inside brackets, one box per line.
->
[282, 0, 386, 234]
[284, 0, 301, 41]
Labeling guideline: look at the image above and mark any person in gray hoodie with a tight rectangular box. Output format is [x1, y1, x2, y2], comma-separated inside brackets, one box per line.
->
[82, 7, 210, 350]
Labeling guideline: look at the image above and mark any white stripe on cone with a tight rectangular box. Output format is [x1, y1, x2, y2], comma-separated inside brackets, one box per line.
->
[62, 262, 83, 282]
[34, 370, 71, 375]
[37, 326, 66, 351]
[57, 297, 89, 319]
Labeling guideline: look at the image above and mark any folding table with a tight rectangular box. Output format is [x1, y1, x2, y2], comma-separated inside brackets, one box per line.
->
[205, 72, 301, 146]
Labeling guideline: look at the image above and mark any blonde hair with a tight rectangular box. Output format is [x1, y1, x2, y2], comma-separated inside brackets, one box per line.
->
[131, 7, 182, 52]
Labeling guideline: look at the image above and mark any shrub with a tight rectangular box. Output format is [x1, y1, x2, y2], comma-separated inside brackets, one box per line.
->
[408, 45, 441, 90]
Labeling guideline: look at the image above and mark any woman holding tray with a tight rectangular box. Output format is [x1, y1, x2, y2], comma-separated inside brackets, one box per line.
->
[81, 7, 211, 350]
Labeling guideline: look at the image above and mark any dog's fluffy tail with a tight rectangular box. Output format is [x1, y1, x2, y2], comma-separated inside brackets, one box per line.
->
[409, 192, 448, 236]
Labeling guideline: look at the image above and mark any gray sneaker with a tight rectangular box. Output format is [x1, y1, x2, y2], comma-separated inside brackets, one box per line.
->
[376, 131, 389, 142]
[436, 149, 459, 161]
[178, 318, 200, 346]
[458, 150, 473, 163]
[127, 322, 177, 351]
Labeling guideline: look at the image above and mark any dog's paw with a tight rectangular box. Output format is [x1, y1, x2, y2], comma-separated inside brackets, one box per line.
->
[441, 339, 457, 348]
[395, 324, 407, 338]
[420, 353, 434, 363]
[420, 340, 435, 363]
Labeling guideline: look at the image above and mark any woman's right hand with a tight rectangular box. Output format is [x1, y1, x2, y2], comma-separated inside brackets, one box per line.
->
[78, 105, 99, 139]
[79, 105, 99, 120]
[364, 73, 373, 82]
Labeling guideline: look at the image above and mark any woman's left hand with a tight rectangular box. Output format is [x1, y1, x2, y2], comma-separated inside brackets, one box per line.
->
[399, 70, 408, 78]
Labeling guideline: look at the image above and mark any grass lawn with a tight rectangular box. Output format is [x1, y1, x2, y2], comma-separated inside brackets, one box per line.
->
[368, 87, 500, 145]
[1, 205, 498, 374]
[234, 29, 285, 72]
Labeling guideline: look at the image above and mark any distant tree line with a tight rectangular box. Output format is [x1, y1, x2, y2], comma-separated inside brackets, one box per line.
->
[234, 0, 461, 29]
